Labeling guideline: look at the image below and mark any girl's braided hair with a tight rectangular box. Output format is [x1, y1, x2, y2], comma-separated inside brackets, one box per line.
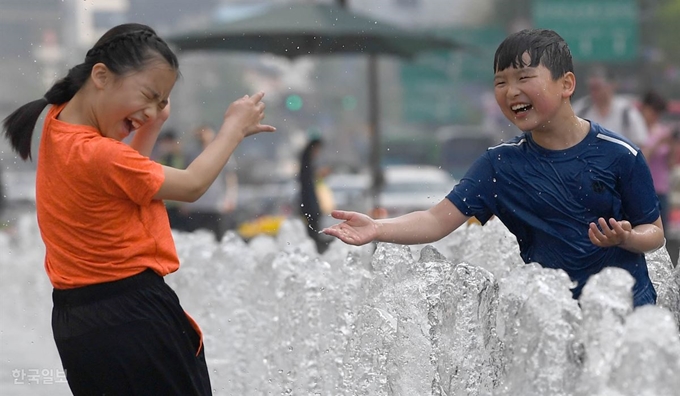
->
[3, 23, 179, 160]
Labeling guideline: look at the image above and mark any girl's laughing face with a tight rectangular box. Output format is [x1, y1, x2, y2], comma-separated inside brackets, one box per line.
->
[94, 60, 176, 141]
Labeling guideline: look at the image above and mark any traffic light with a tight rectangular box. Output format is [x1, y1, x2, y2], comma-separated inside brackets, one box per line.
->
[285, 94, 303, 111]
[341, 95, 357, 111]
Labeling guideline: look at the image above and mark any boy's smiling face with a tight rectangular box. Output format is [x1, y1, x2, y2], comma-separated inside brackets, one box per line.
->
[493, 53, 572, 133]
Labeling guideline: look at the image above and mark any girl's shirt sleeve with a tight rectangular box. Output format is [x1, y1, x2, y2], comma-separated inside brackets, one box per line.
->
[87, 139, 165, 206]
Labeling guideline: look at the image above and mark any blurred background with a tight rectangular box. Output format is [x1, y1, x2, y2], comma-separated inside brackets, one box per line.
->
[1, 0, 679, 258]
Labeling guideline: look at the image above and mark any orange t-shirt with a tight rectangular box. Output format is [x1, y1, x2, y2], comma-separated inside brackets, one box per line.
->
[36, 103, 180, 289]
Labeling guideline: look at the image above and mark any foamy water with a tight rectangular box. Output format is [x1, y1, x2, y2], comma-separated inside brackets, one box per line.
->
[1, 213, 679, 395]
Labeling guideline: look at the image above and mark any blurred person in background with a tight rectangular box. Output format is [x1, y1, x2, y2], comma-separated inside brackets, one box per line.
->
[298, 137, 331, 253]
[315, 165, 336, 217]
[184, 124, 240, 241]
[152, 129, 189, 231]
[640, 90, 673, 231]
[671, 125, 680, 235]
[573, 65, 648, 146]
[0, 167, 5, 218]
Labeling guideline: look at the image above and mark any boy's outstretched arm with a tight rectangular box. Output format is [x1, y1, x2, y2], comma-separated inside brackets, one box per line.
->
[588, 217, 665, 254]
[323, 199, 470, 246]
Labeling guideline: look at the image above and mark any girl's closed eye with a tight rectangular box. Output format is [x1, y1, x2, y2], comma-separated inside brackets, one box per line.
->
[143, 91, 158, 101]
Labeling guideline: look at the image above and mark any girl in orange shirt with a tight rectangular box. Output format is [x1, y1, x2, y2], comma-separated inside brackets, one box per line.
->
[3, 23, 275, 395]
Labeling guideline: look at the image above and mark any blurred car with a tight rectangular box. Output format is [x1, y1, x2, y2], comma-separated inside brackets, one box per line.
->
[436, 125, 504, 180]
[2, 170, 36, 206]
[378, 165, 456, 217]
[324, 171, 372, 213]
[237, 214, 286, 240]
[314, 171, 370, 229]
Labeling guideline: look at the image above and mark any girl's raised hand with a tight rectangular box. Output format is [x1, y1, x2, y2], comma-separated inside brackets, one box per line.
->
[223, 92, 276, 138]
[322, 210, 378, 246]
[129, 99, 171, 157]
[135, 99, 171, 136]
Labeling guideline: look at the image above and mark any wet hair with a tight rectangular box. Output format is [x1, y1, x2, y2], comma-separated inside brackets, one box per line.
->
[493, 29, 573, 80]
[3, 23, 180, 160]
[641, 90, 668, 113]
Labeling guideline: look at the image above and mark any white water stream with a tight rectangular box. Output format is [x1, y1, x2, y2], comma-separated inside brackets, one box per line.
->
[1, 214, 679, 395]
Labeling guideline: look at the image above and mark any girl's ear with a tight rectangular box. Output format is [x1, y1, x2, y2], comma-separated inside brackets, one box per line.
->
[561, 71, 576, 98]
[90, 63, 111, 90]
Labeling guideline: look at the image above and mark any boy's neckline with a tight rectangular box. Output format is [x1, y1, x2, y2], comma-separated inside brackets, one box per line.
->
[526, 120, 593, 155]
[527, 118, 591, 151]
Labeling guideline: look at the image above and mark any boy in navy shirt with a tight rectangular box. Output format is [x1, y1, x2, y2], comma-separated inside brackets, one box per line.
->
[322, 29, 664, 307]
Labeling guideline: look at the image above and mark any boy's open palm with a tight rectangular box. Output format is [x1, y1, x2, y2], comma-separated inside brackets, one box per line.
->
[224, 92, 276, 138]
[323, 210, 377, 246]
[588, 217, 632, 248]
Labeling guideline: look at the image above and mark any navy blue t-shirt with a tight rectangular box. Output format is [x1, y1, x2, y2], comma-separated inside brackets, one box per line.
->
[447, 122, 660, 300]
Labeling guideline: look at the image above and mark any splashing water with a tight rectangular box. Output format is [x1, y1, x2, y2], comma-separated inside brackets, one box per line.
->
[1, 213, 679, 396]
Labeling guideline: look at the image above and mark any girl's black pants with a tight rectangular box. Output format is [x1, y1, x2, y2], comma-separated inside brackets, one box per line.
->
[51, 269, 212, 396]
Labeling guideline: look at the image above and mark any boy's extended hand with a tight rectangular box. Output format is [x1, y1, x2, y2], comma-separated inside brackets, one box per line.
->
[322, 210, 378, 246]
[588, 217, 632, 248]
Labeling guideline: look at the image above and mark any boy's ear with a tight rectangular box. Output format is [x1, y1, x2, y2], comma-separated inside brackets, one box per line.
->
[561, 71, 576, 98]
[90, 63, 111, 90]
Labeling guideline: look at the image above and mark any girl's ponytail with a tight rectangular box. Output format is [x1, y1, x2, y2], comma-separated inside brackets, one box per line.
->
[2, 98, 50, 160]
[2, 63, 91, 160]
[3, 23, 178, 161]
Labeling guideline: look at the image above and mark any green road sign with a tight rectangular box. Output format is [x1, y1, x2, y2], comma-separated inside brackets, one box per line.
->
[532, 0, 639, 62]
[400, 27, 506, 123]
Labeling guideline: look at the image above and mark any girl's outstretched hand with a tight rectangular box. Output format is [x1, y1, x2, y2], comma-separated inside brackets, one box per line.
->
[322, 210, 378, 246]
[223, 92, 276, 138]
[588, 217, 632, 248]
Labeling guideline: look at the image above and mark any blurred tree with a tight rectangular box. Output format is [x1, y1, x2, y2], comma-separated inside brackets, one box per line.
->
[657, 0, 680, 65]
[637, 0, 680, 95]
